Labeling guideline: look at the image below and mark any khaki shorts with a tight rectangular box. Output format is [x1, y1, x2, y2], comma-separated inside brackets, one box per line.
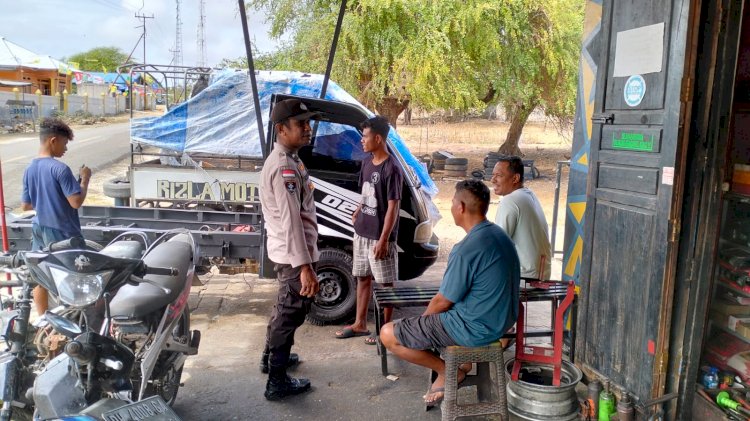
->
[352, 234, 398, 283]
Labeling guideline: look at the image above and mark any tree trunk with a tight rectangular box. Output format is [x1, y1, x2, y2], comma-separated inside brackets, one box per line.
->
[483, 104, 498, 120]
[376, 97, 409, 128]
[403, 107, 412, 125]
[498, 102, 536, 156]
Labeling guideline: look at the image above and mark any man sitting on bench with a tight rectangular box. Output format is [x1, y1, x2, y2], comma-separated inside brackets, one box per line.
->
[379, 179, 520, 407]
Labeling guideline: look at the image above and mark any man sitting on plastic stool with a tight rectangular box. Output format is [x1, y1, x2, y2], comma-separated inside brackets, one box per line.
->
[379, 179, 520, 407]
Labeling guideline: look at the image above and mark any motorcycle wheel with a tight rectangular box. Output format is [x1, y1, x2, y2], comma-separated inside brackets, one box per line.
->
[144, 309, 189, 406]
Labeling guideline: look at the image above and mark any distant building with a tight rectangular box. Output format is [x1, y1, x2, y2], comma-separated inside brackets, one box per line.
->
[0, 36, 74, 95]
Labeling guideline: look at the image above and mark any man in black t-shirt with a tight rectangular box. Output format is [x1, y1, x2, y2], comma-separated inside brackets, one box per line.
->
[334, 116, 403, 345]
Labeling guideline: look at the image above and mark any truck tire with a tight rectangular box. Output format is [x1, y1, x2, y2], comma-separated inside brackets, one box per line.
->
[103, 178, 131, 199]
[306, 248, 356, 326]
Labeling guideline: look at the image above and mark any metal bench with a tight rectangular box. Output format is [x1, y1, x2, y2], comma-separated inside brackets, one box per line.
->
[372, 282, 577, 376]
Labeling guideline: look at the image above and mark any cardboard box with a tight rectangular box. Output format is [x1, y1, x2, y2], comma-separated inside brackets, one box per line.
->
[737, 321, 750, 340]
[729, 315, 750, 332]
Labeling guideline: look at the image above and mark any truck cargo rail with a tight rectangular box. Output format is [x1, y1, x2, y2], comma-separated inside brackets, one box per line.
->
[4, 206, 262, 268]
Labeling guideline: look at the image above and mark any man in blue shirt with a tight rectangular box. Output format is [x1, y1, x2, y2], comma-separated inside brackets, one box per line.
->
[380, 179, 520, 407]
[21, 118, 91, 316]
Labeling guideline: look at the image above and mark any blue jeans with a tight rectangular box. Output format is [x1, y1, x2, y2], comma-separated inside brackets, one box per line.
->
[30, 223, 81, 251]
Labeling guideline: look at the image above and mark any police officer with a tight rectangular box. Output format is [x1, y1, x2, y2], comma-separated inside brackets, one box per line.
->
[259, 99, 321, 401]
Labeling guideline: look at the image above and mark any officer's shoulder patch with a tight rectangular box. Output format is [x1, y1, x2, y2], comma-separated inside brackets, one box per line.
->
[281, 168, 296, 178]
[285, 180, 297, 193]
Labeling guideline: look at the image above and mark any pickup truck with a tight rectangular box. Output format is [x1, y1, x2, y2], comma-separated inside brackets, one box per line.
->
[5, 70, 440, 325]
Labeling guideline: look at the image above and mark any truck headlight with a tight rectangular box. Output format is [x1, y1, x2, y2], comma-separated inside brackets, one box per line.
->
[49, 267, 113, 307]
[413, 220, 433, 244]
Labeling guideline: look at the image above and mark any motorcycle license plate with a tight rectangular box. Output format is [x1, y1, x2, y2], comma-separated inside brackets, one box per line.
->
[102, 396, 181, 421]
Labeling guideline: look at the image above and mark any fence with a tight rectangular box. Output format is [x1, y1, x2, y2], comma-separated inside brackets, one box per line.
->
[0, 89, 154, 130]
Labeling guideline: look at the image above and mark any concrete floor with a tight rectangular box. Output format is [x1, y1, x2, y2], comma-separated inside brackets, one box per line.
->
[173, 260, 562, 421]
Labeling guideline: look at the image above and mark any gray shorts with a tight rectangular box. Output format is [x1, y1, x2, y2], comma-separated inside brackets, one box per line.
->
[352, 233, 398, 283]
[393, 314, 457, 350]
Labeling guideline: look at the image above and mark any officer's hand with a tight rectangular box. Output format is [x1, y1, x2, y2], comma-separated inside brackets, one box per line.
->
[299, 264, 319, 298]
[373, 239, 389, 260]
[79, 166, 92, 182]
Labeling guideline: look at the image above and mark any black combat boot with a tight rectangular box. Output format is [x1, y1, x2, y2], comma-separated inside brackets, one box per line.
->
[264, 365, 311, 401]
[259, 352, 300, 374]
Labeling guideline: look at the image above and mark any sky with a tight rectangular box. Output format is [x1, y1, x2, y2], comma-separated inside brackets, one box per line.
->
[0, 0, 283, 69]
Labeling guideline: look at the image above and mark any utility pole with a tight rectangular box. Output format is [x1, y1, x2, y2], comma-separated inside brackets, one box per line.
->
[134, 12, 154, 64]
[197, 0, 207, 67]
[135, 11, 154, 108]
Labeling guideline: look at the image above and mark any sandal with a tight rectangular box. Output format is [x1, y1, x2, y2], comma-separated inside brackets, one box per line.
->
[334, 326, 371, 339]
[424, 386, 445, 407]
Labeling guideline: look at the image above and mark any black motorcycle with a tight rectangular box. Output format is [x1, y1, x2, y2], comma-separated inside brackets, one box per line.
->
[0, 229, 200, 421]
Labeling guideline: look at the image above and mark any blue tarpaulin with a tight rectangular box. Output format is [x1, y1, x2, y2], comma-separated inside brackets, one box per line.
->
[130, 70, 438, 198]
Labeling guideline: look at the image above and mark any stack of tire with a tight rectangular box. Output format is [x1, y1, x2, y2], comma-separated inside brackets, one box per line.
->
[432, 151, 449, 171]
[417, 154, 434, 174]
[483, 152, 506, 180]
[444, 157, 469, 178]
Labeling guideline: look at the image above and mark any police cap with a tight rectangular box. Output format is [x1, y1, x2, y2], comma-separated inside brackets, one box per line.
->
[270, 99, 320, 123]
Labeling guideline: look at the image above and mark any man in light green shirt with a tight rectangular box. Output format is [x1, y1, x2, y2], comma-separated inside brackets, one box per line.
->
[491, 156, 552, 280]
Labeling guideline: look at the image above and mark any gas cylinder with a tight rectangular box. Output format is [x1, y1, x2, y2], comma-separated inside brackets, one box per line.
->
[599, 381, 616, 421]
[616, 392, 634, 421]
[587, 380, 602, 418]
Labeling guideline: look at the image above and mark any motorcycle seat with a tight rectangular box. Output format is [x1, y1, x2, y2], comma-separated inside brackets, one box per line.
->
[109, 241, 192, 319]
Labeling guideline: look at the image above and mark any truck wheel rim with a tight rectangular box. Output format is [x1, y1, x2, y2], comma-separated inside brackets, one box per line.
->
[317, 271, 344, 305]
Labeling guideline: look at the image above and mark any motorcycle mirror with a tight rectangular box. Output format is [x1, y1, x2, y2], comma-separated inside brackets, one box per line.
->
[44, 311, 83, 338]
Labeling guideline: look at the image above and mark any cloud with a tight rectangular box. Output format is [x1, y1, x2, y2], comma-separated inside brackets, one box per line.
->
[1, 0, 280, 67]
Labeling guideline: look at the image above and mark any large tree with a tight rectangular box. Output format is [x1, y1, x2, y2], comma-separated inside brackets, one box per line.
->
[67, 47, 131, 73]
[246, 0, 582, 151]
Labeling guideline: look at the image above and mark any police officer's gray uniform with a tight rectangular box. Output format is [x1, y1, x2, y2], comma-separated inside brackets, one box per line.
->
[259, 101, 319, 396]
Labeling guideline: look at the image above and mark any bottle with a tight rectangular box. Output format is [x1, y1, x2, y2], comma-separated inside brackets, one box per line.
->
[599, 381, 616, 421]
[588, 380, 603, 418]
[703, 367, 719, 389]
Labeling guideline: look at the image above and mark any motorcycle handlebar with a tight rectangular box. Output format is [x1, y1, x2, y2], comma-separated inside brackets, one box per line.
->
[0, 253, 22, 269]
[47, 237, 86, 253]
[0, 255, 15, 267]
[142, 265, 179, 277]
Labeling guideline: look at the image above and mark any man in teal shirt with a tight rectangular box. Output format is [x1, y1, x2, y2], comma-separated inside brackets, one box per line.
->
[380, 179, 520, 407]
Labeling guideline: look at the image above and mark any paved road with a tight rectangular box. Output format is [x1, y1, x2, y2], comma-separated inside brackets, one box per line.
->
[0, 122, 130, 208]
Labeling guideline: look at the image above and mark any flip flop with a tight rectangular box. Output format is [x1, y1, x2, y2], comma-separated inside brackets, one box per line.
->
[334, 326, 371, 339]
[364, 335, 377, 345]
[424, 386, 445, 407]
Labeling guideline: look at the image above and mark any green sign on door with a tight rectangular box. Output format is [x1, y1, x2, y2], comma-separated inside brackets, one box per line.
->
[612, 131, 655, 152]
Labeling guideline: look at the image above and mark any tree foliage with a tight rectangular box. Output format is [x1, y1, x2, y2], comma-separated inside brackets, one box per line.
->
[67, 47, 131, 73]
[245, 0, 583, 147]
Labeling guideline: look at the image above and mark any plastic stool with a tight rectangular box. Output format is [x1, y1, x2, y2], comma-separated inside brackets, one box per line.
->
[438, 342, 509, 421]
